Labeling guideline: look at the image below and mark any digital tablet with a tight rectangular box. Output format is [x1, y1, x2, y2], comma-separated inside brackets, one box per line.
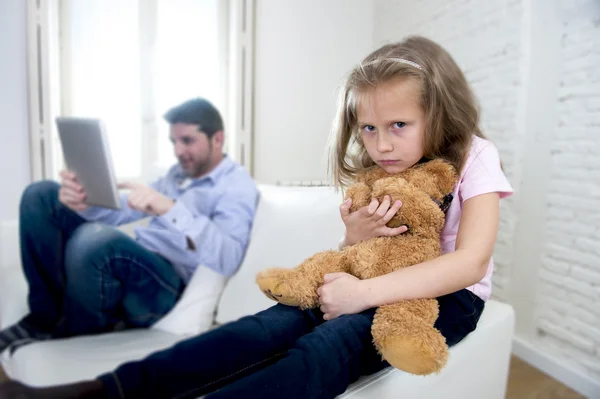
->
[55, 117, 122, 209]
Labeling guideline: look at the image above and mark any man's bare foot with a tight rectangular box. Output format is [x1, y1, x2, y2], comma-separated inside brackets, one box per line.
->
[0, 380, 105, 399]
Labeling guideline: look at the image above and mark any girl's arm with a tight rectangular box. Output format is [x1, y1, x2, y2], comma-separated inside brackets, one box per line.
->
[360, 192, 500, 306]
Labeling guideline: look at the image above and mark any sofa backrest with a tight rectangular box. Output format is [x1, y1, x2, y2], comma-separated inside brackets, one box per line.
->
[216, 185, 345, 324]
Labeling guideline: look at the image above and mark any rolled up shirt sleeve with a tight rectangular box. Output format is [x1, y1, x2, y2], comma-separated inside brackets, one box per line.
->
[78, 174, 169, 226]
[77, 195, 147, 226]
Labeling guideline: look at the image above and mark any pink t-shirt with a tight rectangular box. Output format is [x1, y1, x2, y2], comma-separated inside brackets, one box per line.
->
[441, 135, 513, 301]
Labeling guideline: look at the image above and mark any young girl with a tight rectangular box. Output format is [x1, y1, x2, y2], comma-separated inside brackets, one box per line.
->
[0, 36, 512, 399]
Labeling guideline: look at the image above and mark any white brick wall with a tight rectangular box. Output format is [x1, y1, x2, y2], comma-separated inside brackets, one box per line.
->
[536, 0, 600, 382]
[373, 0, 524, 301]
[375, 0, 600, 384]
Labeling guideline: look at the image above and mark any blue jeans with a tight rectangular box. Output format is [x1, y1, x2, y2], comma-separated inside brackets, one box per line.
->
[19, 181, 183, 337]
[99, 289, 484, 399]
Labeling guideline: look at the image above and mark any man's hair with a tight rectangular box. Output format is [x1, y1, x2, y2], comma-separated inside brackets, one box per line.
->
[164, 98, 224, 137]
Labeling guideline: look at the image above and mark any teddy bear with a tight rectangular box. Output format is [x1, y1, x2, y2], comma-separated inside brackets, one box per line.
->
[256, 159, 458, 375]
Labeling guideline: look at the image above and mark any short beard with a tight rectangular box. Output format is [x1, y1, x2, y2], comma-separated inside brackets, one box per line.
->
[187, 141, 213, 178]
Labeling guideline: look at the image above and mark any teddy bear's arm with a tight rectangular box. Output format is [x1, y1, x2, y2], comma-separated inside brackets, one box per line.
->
[256, 250, 350, 309]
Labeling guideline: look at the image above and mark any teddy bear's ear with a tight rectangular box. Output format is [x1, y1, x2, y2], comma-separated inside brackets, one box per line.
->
[408, 159, 458, 200]
[420, 159, 458, 194]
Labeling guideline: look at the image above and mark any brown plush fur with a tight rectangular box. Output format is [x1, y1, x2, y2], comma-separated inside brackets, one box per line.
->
[256, 159, 458, 375]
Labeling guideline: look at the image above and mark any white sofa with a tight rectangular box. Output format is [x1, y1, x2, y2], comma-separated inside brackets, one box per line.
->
[0, 185, 515, 398]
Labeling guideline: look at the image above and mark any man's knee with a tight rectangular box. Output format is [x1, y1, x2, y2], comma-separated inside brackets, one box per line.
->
[64, 223, 125, 273]
[20, 180, 60, 211]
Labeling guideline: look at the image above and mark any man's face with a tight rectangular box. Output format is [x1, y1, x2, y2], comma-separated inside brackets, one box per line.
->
[170, 123, 219, 178]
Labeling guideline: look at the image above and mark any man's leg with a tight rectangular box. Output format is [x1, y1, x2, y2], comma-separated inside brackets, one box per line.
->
[0, 181, 87, 354]
[60, 223, 184, 336]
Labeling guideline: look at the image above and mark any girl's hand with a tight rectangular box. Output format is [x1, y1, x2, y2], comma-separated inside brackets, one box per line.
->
[318, 273, 371, 320]
[340, 196, 408, 247]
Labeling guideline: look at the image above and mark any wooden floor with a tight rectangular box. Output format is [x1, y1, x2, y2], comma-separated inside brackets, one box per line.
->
[505, 356, 585, 399]
[0, 356, 587, 397]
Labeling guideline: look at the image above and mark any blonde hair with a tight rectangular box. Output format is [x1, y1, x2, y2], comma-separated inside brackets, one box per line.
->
[327, 36, 486, 188]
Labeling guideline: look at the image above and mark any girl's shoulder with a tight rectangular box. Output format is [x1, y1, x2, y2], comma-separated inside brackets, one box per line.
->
[458, 135, 513, 201]
[461, 135, 507, 179]
[463, 135, 498, 173]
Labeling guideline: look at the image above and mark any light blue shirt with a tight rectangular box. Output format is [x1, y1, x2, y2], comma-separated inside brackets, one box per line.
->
[79, 156, 258, 282]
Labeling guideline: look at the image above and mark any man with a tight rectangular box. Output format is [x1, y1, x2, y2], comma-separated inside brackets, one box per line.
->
[0, 98, 258, 353]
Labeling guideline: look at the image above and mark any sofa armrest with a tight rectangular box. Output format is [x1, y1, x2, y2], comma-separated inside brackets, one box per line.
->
[0, 220, 20, 270]
[151, 265, 229, 336]
[0, 266, 29, 329]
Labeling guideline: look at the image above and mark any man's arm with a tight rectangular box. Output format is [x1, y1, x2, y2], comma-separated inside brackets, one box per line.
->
[78, 175, 169, 226]
[77, 195, 148, 226]
[155, 179, 259, 276]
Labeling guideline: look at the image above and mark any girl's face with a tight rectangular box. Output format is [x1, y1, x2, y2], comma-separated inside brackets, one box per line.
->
[356, 78, 426, 174]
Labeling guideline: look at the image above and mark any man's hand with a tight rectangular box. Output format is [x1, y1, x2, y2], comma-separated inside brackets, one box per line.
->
[118, 182, 175, 216]
[59, 170, 89, 212]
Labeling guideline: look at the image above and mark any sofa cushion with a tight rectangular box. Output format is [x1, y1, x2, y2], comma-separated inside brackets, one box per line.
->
[216, 185, 345, 324]
[340, 300, 514, 398]
[1, 329, 185, 387]
[151, 265, 228, 336]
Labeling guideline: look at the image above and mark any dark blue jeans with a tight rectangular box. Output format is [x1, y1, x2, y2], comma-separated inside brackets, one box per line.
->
[19, 181, 183, 337]
[99, 289, 484, 399]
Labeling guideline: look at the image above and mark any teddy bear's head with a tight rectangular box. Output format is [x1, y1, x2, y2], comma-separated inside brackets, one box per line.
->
[370, 159, 458, 235]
